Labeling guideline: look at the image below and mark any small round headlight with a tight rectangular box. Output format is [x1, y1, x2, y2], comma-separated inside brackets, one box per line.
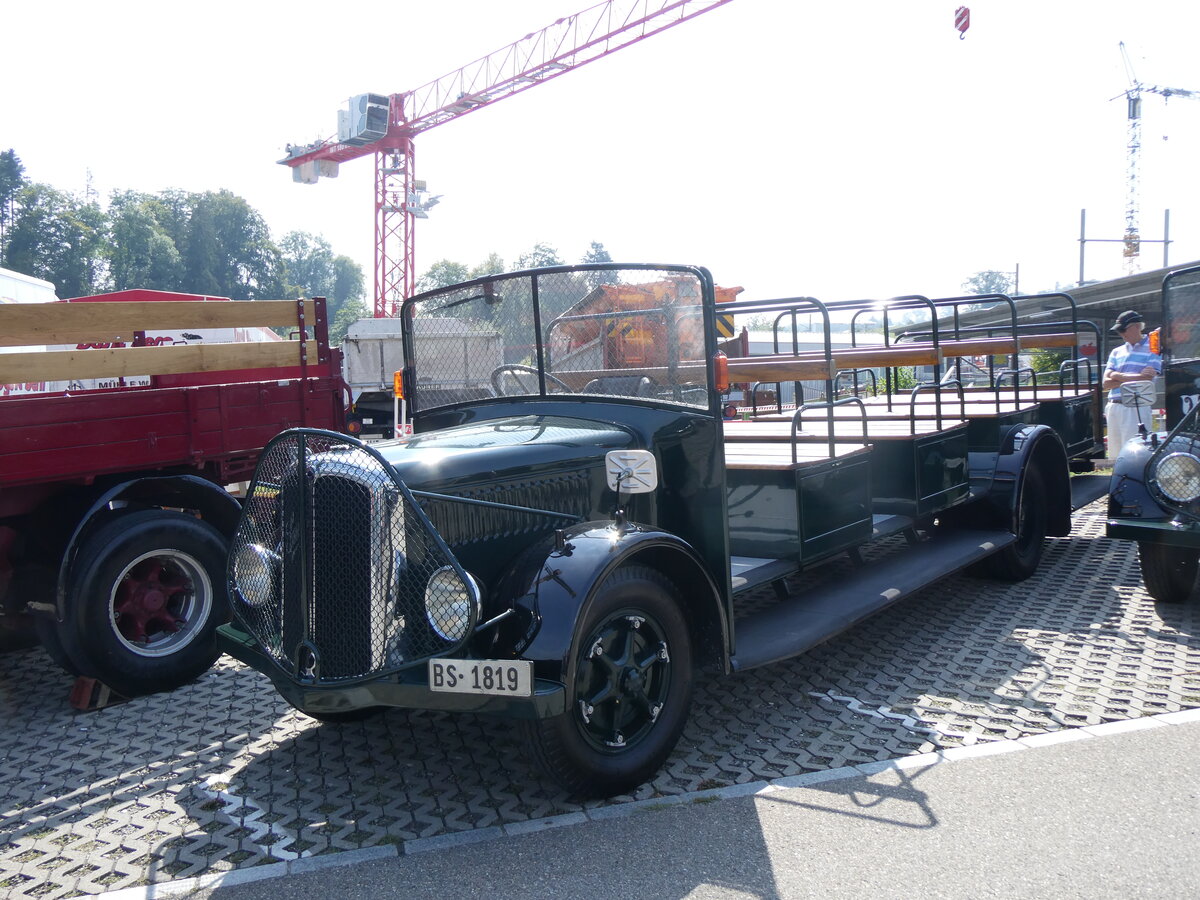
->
[1156, 452, 1200, 504]
[425, 566, 480, 642]
[233, 543, 280, 608]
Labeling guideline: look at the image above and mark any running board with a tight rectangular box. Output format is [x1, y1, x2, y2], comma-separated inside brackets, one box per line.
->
[730, 528, 1015, 672]
[1070, 473, 1109, 511]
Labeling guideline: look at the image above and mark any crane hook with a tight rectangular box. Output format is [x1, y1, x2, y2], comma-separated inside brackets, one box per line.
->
[955, 6, 970, 40]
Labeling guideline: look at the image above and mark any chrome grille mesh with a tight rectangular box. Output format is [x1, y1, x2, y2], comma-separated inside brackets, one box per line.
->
[228, 430, 472, 682]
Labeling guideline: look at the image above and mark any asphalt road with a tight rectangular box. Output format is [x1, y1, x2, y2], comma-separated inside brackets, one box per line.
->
[129, 713, 1200, 900]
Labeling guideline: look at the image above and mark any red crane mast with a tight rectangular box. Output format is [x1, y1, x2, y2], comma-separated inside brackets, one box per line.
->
[280, 0, 734, 317]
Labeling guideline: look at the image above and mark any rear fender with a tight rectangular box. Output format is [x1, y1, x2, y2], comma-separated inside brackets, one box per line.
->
[487, 522, 729, 683]
[966, 425, 1072, 537]
[51, 475, 241, 620]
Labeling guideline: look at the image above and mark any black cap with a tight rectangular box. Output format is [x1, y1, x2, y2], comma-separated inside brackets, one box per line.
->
[1112, 310, 1144, 332]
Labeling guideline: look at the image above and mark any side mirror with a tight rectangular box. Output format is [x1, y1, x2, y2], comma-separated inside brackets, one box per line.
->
[605, 450, 658, 494]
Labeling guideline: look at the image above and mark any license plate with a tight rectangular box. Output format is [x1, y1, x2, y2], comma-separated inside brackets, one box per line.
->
[428, 659, 533, 697]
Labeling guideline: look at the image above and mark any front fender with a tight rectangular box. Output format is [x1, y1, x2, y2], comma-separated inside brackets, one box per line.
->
[1106, 432, 1173, 535]
[489, 521, 729, 684]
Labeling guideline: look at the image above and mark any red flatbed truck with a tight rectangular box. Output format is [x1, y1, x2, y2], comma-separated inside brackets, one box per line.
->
[0, 287, 345, 699]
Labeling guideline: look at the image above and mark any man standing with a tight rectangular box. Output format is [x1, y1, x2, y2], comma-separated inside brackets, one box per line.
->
[1102, 309, 1161, 458]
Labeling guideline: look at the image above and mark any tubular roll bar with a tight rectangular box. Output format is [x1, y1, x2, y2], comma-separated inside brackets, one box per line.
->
[792, 397, 868, 462]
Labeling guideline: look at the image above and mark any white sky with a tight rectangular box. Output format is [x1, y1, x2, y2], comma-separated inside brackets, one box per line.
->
[4, 0, 1200, 305]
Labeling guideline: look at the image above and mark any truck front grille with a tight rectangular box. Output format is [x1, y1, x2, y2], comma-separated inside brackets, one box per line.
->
[229, 430, 470, 683]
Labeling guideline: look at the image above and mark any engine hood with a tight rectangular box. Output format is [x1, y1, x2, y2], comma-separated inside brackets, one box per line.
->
[373, 414, 636, 490]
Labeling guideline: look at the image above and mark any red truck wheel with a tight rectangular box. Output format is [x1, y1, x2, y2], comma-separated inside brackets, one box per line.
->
[60, 509, 230, 697]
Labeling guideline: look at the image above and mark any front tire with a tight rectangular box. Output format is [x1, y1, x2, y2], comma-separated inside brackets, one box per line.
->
[58, 509, 230, 697]
[521, 565, 693, 799]
[1139, 543, 1199, 604]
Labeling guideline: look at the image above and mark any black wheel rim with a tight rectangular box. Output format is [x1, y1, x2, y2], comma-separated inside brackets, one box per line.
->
[573, 609, 672, 752]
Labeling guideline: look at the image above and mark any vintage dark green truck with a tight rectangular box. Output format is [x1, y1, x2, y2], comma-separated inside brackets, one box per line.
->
[217, 263, 1108, 797]
[1107, 264, 1200, 603]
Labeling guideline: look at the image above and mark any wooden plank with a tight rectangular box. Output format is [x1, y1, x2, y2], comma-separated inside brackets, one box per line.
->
[723, 441, 869, 470]
[724, 418, 963, 440]
[0, 340, 317, 383]
[0, 299, 316, 347]
[726, 357, 836, 382]
[1018, 332, 1080, 350]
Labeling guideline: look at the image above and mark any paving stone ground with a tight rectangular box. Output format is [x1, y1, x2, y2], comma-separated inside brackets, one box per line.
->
[1, 501, 1199, 899]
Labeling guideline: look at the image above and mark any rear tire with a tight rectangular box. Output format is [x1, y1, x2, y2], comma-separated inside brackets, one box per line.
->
[520, 565, 693, 799]
[34, 616, 82, 677]
[1139, 543, 1198, 604]
[974, 466, 1048, 582]
[59, 510, 230, 697]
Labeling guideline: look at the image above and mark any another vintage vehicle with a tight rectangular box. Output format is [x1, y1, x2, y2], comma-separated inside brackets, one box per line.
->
[1107, 264, 1200, 603]
[218, 263, 1107, 797]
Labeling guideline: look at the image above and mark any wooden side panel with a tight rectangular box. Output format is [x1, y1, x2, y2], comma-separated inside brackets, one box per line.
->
[0, 299, 316, 346]
[0, 340, 320, 383]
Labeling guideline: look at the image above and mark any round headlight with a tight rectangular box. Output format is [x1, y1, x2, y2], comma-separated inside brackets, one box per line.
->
[233, 543, 280, 608]
[1156, 452, 1200, 504]
[425, 566, 480, 642]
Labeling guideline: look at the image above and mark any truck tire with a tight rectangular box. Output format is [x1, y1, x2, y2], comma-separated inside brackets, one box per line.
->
[1139, 543, 1198, 604]
[34, 617, 82, 678]
[973, 465, 1048, 582]
[59, 509, 230, 697]
[520, 565, 693, 799]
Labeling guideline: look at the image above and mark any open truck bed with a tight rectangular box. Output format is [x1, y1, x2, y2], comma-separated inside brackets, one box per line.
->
[0, 294, 344, 699]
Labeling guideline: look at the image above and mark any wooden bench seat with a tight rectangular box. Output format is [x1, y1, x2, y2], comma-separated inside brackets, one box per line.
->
[723, 418, 966, 441]
[723, 441, 870, 470]
[751, 399, 1037, 419]
[892, 389, 1095, 405]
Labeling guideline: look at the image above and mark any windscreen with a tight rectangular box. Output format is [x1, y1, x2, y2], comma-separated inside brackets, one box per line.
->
[403, 266, 713, 413]
[1164, 267, 1200, 365]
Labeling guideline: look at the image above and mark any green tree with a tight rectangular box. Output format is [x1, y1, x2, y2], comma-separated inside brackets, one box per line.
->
[417, 259, 470, 293]
[516, 242, 562, 269]
[581, 241, 612, 266]
[183, 190, 287, 300]
[5, 183, 107, 297]
[330, 297, 369, 345]
[277, 232, 365, 339]
[108, 191, 184, 290]
[580, 240, 617, 288]
[0, 149, 26, 264]
[280, 231, 334, 296]
[330, 255, 364, 309]
[468, 252, 505, 280]
[962, 270, 1015, 296]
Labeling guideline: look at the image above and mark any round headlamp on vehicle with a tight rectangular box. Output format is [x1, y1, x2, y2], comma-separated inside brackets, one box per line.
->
[425, 566, 481, 642]
[232, 543, 281, 608]
[1155, 452, 1200, 504]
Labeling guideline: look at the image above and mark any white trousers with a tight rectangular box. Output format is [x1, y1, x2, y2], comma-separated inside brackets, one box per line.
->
[1105, 400, 1153, 458]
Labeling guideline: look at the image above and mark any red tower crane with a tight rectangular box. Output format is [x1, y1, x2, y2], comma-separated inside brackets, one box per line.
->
[280, 0, 734, 317]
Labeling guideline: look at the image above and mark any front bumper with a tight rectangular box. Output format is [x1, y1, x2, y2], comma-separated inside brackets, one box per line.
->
[217, 624, 565, 720]
[1107, 517, 1200, 549]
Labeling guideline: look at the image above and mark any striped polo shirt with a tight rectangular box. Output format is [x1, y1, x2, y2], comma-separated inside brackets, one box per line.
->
[1105, 336, 1161, 401]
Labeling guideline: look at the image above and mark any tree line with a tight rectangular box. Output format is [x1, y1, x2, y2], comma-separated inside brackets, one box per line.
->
[0, 148, 617, 344]
[0, 148, 369, 340]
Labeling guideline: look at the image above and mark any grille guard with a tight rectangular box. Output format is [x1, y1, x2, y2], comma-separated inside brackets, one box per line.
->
[228, 429, 490, 684]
